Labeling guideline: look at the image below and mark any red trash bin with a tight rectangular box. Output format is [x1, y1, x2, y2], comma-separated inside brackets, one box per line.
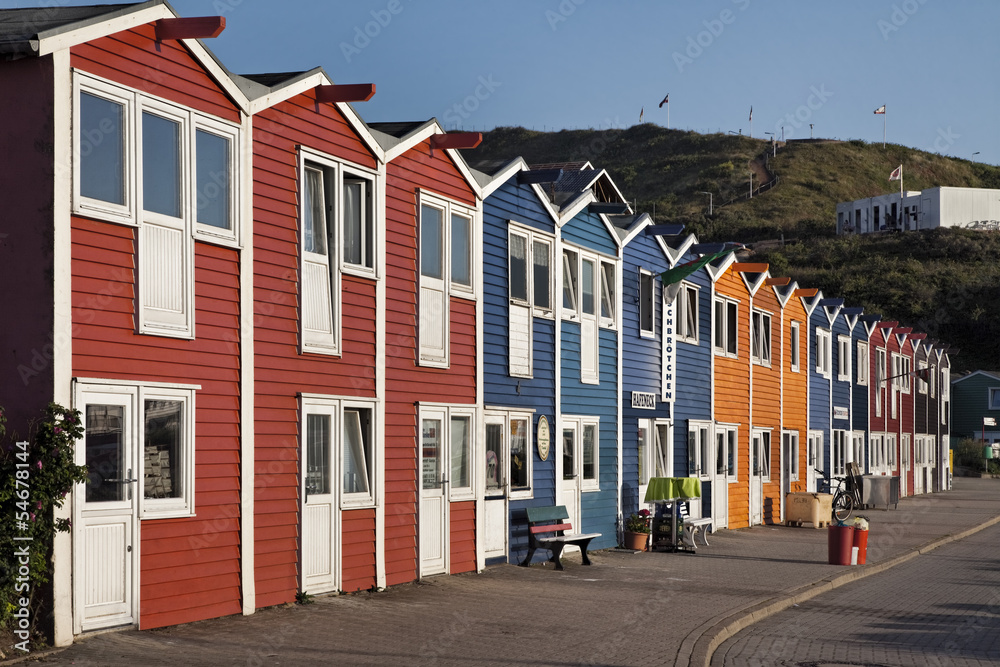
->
[853, 528, 869, 564]
[827, 525, 855, 565]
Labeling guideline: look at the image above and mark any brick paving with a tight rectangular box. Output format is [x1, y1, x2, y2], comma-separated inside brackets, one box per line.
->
[17, 477, 1000, 667]
[712, 519, 1000, 667]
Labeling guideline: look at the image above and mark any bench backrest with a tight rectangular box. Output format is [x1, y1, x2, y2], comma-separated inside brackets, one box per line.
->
[525, 505, 569, 524]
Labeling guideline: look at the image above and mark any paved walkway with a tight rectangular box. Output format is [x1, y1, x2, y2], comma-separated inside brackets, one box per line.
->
[21, 477, 1000, 667]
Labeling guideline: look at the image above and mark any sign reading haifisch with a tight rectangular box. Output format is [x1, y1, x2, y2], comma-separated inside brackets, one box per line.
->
[834, 406, 849, 420]
[662, 293, 675, 405]
[631, 392, 657, 409]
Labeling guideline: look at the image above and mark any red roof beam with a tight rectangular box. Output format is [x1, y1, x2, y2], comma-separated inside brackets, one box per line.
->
[155, 17, 226, 41]
[765, 277, 791, 286]
[876, 321, 899, 329]
[315, 84, 376, 104]
[793, 288, 818, 297]
[431, 132, 482, 150]
[732, 262, 768, 273]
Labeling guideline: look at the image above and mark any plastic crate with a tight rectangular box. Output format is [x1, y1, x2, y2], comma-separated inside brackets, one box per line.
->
[785, 492, 833, 528]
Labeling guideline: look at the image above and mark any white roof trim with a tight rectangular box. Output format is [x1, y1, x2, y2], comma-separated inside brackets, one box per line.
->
[557, 190, 596, 227]
[706, 251, 738, 283]
[35, 4, 173, 56]
[775, 281, 799, 308]
[952, 369, 1000, 384]
[617, 213, 654, 248]
[664, 233, 697, 266]
[528, 183, 562, 225]
[479, 158, 527, 199]
[383, 122, 438, 163]
[801, 291, 822, 316]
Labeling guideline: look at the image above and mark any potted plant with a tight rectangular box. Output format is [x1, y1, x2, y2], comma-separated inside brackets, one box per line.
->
[623, 509, 651, 551]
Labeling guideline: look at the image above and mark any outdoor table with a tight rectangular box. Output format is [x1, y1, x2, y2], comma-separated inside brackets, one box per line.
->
[644, 477, 702, 551]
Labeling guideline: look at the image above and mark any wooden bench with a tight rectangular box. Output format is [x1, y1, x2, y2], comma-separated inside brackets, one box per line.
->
[518, 505, 602, 570]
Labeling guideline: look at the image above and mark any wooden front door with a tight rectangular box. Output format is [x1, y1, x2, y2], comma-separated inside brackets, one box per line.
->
[419, 411, 448, 575]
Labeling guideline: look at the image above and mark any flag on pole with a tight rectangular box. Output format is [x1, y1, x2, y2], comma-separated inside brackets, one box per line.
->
[874, 105, 886, 114]
[659, 93, 669, 108]
[639, 107, 644, 123]
[748, 106, 753, 121]
[660, 249, 732, 302]
[889, 164, 902, 181]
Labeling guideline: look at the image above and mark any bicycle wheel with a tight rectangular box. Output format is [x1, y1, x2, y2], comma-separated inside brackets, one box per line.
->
[833, 492, 854, 522]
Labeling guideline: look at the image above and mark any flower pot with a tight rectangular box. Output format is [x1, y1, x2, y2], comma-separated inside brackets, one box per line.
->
[624, 531, 648, 551]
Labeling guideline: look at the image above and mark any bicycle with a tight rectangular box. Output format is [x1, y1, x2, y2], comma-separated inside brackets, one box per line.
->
[816, 469, 862, 522]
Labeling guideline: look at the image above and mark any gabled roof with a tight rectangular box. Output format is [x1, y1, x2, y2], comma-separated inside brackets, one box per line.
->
[0, 1, 148, 56]
[952, 369, 1000, 385]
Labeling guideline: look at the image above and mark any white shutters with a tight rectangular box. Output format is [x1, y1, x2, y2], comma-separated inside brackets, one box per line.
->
[302, 166, 338, 351]
[509, 304, 532, 377]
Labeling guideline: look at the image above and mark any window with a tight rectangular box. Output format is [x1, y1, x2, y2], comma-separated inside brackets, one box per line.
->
[450, 414, 473, 495]
[639, 270, 654, 336]
[852, 432, 866, 473]
[687, 421, 711, 479]
[875, 348, 887, 416]
[816, 328, 831, 376]
[989, 387, 1000, 410]
[713, 298, 738, 357]
[677, 283, 699, 344]
[600, 260, 616, 328]
[75, 74, 243, 339]
[564, 416, 600, 491]
[887, 433, 897, 468]
[941, 367, 950, 425]
[783, 431, 800, 482]
[419, 192, 478, 367]
[299, 148, 380, 354]
[857, 341, 869, 386]
[753, 429, 771, 480]
[76, 380, 197, 519]
[638, 420, 671, 485]
[508, 226, 553, 377]
[832, 430, 847, 476]
[302, 395, 379, 507]
[562, 249, 579, 315]
[790, 321, 800, 372]
[750, 310, 771, 366]
[508, 416, 530, 494]
[807, 431, 820, 469]
[837, 335, 851, 381]
[716, 424, 737, 481]
[484, 412, 528, 500]
[930, 364, 936, 398]
[892, 354, 911, 394]
[917, 361, 929, 395]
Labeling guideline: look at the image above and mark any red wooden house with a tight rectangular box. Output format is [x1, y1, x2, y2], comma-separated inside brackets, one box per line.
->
[366, 121, 484, 582]
[0, 1, 252, 643]
[869, 322, 899, 480]
[239, 68, 386, 604]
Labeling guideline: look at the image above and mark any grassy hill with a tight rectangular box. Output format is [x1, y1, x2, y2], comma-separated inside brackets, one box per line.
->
[463, 125, 1000, 372]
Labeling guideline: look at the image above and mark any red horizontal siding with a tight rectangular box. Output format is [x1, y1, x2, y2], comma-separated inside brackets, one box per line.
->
[71, 23, 240, 124]
[72, 216, 243, 628]
[342, 509, 377, 593]
[449, 501, 476, 575]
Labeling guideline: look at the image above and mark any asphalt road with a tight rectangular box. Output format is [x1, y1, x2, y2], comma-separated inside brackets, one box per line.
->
[712, 520, 1000, 667]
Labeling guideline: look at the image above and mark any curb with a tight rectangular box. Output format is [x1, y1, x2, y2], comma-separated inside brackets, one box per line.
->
[678, 513, 1000, 667]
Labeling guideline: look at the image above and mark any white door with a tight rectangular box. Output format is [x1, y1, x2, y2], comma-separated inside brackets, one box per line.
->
[806, 431, 822, 492]
[900, 434, 910, 497]
[781, 431, 799, 522]
[483, 416, 507, 560]
[560, 423, 581, 531]
[750, 431, 767, 525]
[708, 427, 736, 531]
[420, 411, 449, 575]
[75, 390, 138, 632]
[302, 409, 339, 593]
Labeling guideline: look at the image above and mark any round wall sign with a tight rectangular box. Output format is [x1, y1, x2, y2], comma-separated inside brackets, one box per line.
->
[536, 415, 551, 461]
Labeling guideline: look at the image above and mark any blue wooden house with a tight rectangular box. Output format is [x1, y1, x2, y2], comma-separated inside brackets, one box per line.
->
[849, 311, 878, 474]
[474, 158, 561, 564]
[805, 292, 831, 490]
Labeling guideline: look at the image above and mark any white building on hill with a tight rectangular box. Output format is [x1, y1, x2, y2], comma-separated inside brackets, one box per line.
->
[837, 186, 1000, 234]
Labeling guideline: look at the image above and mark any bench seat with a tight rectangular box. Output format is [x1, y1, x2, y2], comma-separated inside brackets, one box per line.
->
[519, 505, 601, 570]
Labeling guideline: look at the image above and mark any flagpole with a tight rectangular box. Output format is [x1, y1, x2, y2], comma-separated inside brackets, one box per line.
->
[883, 110, 886, 148]
[667, 100, 670, 130]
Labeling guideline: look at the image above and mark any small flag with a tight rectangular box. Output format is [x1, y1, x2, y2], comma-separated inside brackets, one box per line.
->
[889, 165, 902, 181]
[748, 106, 753, 121]
[659, 93, 669, 108]
[660, 248, 733, 302]
[639, 107, 644, 122]
[874, 105, 886, 114]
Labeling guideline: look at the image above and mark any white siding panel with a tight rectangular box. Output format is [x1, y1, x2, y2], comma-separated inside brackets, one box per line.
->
[509, 304, 531, 376]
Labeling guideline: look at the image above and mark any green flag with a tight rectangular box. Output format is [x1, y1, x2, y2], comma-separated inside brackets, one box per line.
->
[660, 249, 730, 302]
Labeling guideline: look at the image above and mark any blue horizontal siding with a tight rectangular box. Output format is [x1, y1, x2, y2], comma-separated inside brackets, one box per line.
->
[562, 210, 618, 256]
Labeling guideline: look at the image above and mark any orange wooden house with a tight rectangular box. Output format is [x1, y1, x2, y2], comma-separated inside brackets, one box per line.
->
[776, 283, 815, 513]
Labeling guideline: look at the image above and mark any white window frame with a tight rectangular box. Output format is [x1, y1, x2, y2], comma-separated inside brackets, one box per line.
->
[74, 379, 199, 520]
[508, 223, 555, 318]
[564, 416, 600, 492]
[857, 341, 869, 386]
[563, 246, 617, 330]
[790, 321, 800, 372]
[713, 297, 738, 358]
[718, 424, 738, 482]
[831, 429, 848, 476]
[418, 190, 478, 367]
[989, 387, 1000, 410]
[561, 248, 579, 319]
[837, 335, 851, 382]
[752, 428, 771, 481]
[917, 361, 929, 395]
[852, 431, 866, 473]
[599, 259, 617, 329]
[941, 367, 950, 425]
[783, 430, 800, 482]
[875, 348, 887, 417]
[750, 309, 772, 367]
[448, 406, 477, 501]
[639, 269, 655, 338]
[887, 433, 898, 469]
[677, 283, 699, 344]
[815, 328, 831, 377]
[639, 419, 673, 485]
[301, 394, 380, 509]
[688, 420, 712, 480]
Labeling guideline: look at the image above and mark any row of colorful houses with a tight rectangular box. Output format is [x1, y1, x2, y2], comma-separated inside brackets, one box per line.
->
[0, 2, 953, 645]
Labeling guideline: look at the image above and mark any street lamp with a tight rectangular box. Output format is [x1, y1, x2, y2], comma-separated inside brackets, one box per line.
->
[973, 151, 981, 161]
[809, 123, 814, 139]
[697, 191, 713, 216]
[764, 131, 775, 157]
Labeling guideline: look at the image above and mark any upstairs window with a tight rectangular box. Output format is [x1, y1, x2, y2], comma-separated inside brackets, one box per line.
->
[677, 283, 699, 344]
[713, 298, 738, 357]
[816, 328, 831, 377]
[508, 225, 554, 377]
[790, 321, 800, 372]
[75, 74, 243, 339]
[750, 309, 771, 366]
[989, 387, 1000, 410]
[875, 348, 887, 417]
[639, 270, 654, 336]
[837, 335, 851, 381]
[857, 341, 869, 386]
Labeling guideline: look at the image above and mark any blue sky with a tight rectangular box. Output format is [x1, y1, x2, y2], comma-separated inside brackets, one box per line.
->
[8, 0, 1000, 165]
